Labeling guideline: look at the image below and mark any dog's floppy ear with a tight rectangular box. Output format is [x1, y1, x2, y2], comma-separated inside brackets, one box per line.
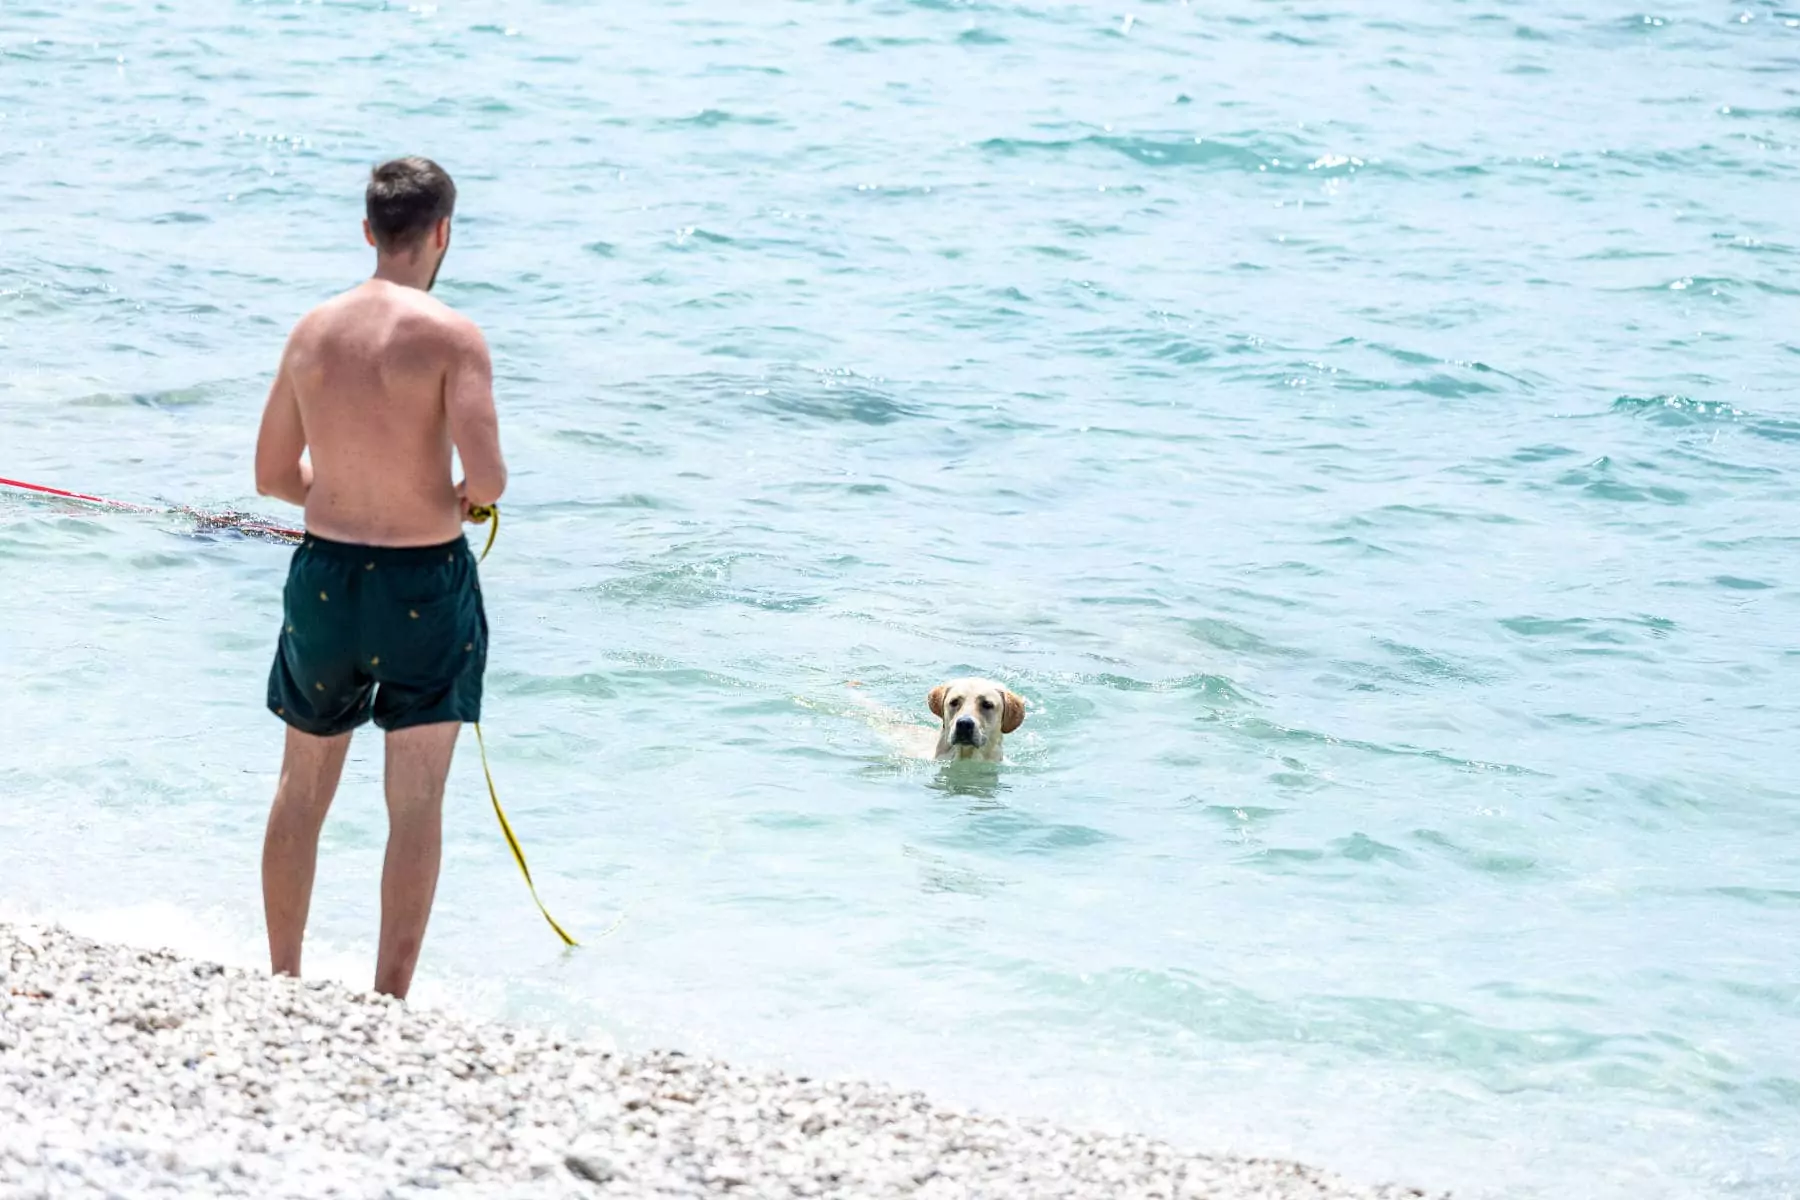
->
[928, 685, 948, 719]
[1001, 690, 1027, 734]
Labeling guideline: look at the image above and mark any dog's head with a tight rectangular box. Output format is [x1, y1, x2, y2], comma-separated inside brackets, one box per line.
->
[927, 677, 1026, 758]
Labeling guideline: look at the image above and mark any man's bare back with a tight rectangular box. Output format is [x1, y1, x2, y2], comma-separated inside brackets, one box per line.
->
[256, 280, 504, 547]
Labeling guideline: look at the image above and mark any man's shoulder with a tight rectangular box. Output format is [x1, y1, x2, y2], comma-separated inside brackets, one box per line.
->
[291, 284, 485, 359]
[291, 287, 371, 338]
[395, 290, 486, 349]
[284, 296, 344, 358]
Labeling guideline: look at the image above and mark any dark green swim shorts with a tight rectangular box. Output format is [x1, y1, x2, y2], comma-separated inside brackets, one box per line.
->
[267, 533, 486, 737]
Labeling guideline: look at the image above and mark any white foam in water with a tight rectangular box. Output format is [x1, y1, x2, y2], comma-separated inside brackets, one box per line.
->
[1, 896, 338, 984]
[0, 897, 513, 1030]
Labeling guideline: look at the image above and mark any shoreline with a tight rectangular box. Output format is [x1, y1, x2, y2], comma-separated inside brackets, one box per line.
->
[1, 921, 1444, 1199]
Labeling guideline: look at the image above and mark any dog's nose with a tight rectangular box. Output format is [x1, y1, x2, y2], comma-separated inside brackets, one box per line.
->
[952, 715, 978, 742]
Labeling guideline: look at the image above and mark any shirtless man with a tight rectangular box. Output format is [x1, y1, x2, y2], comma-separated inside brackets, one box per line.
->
[253, 156, 505, 999]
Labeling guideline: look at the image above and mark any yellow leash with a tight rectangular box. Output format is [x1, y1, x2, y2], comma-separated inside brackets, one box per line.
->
[473, 722, 577, 947]
[465, 503, 579, 948]
[469, 503, 500, 564]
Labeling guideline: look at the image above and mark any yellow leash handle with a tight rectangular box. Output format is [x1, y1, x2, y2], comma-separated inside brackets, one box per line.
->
[466, 503, 578, 947]
[467, 503, 500, 563]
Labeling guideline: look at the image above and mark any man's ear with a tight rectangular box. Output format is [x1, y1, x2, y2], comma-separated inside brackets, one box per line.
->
[364, 219, 377, 248]
[928, 685, 948, 719]
[1001, 691, 1026, 735]
[437, 216, 452, 251]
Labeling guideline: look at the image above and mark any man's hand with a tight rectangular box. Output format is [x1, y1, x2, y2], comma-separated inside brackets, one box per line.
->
[457, 481, 494, 524]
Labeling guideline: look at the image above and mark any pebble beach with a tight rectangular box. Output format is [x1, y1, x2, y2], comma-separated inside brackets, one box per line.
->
[1, 922, 1440, 1200]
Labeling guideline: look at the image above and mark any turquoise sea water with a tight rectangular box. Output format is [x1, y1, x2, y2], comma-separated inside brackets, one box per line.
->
[3, 2, 1798, 1195]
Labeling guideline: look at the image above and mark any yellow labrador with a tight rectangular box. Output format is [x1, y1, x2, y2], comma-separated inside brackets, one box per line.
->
[844, 677, 1027, 762]
[927, 677, 1027, 762]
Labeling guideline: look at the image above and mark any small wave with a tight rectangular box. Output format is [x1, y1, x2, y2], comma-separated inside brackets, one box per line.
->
[1613, 393, 1746, 422]
[1366, 503, 1525, 527]
[1365, 342, 1437, 367]
[1222, 716, 1543, 777]
[1369, 638, 1503, 687]
[1706, 886, 1800, 908]
[1603, 143, 1792, 180]
[1611, 395, 1800, 443]
[667, 227, 736, 249]
[1510, 444, 1579, 464]
[1002, 963, 1728, 1091]
[434, 279, 511, 298]
[927, 806, 1116, 858]
[1617, 13, 1674, 35]
[1402, 373, 1501, 399]
[496, 671, 619, 700]
[1668, 275, 1795, 299]
[68, 383, 227, 410]
[534, 493, 676, 513]
[754, 381, 924, 427]
[1409, 829, 1546, 879]
[1553, 456, 1690, 505]
[1088, 672, 1251, 705]
[1334, 832, 1415, 866]
[1715, 233, 1800, 259]
[660, 109, 781, 129]
[587, 553, 826, 613]
[1185, 617, 1308, 660]
[1498, 614, 1678, 647]
[1064, 326, 1217, 369]
[780, 480, 893, 497]
[979, 133, 1290, 174]
[1187, 800, 1292, 826]
[827, 35, 930, 51]
[1317, 366, 1510, 400]
[550, 428, 667, 456]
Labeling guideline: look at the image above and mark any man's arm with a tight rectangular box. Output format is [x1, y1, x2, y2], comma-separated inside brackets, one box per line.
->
[254, 335, 312, 507]
[445, 321, 507, 509]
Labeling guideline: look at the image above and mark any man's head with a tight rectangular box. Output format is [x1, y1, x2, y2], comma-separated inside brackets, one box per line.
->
[363, 157, 456, 288]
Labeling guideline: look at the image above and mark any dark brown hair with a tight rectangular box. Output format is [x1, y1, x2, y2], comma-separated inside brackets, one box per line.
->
[365, 157, 456, 250]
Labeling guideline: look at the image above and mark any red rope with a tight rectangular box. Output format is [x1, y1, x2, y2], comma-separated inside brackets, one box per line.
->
[0, 475, 154, 511]
[0, 475, 303, 541]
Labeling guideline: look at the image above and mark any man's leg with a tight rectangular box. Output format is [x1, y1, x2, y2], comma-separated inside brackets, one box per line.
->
[262, 725, 354, 979]
[374, 721, 461, 999]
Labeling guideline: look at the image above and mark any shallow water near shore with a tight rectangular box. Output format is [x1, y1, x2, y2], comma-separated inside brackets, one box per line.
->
[3, 2, 1798, 1197]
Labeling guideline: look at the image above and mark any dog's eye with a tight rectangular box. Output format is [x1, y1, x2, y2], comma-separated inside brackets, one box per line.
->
[948, 697, 962, 710]
[980, 698, 996, 711]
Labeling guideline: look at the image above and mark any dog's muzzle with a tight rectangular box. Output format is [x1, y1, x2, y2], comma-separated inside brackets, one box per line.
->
[951, 715, 982, 746]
